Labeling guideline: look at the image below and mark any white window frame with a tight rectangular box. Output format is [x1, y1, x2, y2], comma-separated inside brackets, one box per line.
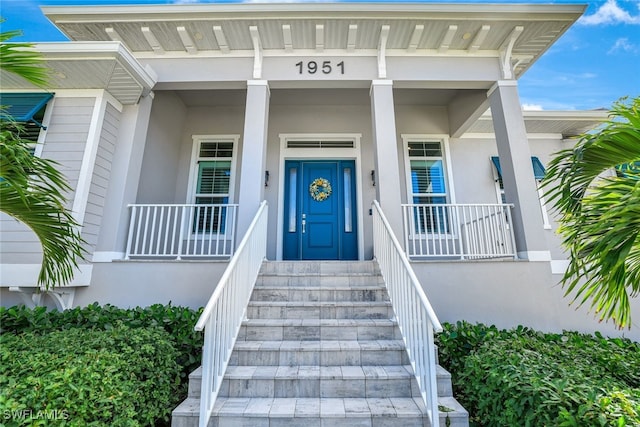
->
[490, 156, 551, 229]
[32, 96, 55, 158]
[185, 135, 239, 236]
[402, 134, 456, 236]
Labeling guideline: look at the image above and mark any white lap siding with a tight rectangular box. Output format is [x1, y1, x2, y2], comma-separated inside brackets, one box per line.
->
[81, 102, 120, 253]
[0, 97, 95, 265]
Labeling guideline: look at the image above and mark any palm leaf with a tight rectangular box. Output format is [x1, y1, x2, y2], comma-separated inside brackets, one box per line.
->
[0, 27, 50, 87]
[0, 119, 86, 289]
[1, 30, 85, 288]
[543, 97, 640, 329]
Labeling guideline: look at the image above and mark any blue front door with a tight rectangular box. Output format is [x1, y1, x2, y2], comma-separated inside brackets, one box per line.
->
[283, 160, 358, 260]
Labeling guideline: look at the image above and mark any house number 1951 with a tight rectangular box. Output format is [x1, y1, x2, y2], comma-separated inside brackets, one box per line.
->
[295, 60, 345, 75]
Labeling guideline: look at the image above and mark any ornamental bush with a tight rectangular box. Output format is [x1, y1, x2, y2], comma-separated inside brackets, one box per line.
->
[436, 322, 640, 426]
[0, 303, 204, 388]
[0, 325, 180, 426]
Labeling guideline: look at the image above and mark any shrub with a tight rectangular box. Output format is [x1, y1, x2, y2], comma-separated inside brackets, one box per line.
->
[0, 303, 204, 387]
[0, 325, 180, 426]
[436, 322, 640, 426]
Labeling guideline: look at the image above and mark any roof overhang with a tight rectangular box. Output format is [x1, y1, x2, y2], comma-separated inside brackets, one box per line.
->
[42, 3, 586, 79]
[0, 42, 157, 105]
[468, 110, 609, 137]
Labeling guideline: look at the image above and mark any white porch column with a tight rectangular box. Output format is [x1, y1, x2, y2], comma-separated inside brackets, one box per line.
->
[488, 80, 549, 260]
[237, 80, 270, 236]
[94, 93, 154, 262]
[370, 80, 403, 238]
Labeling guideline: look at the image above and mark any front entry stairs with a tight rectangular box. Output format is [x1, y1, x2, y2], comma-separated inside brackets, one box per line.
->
[172, 261, 468, 427]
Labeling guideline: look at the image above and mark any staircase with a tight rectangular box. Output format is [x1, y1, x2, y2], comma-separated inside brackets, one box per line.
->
[172, 261, 468, 427]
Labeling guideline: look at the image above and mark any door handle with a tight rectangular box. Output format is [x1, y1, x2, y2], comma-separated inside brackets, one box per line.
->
[301, 213, 306, 234]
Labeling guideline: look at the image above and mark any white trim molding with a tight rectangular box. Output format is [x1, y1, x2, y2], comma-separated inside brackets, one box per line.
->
[0, 264, 92, 288]
[92, 251, 126, 262]
[517, 250, 552, 262]
[551, 259, 570, 274]
[1, 263, 91, 310]
[186, 134, 240, 204]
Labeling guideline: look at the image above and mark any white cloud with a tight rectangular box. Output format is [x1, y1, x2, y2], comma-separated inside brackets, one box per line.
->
[579, 0, 640, 25]
[608, 37, 638, 54]
[522, 103, 544, 111]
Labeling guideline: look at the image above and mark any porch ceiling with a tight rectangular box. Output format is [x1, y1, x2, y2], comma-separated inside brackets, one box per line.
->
[0, 42, 156, 105]
[42, 3, 585, 79]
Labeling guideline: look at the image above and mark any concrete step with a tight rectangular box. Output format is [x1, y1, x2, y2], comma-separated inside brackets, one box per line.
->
[238, 319, 401, 341]
[228, 340, 410, 367]
[260, 261, 379, 275]
[250, 286, 389, 303]
[172, 396, 468, 427]
[246, 301, 394, 319]
[187, 363, 452, 400]
[171, 260, 469, 427]
[256, 273, 384, 287]
[219, 365, 416, 398]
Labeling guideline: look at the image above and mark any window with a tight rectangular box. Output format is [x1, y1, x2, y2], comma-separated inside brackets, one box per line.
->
[404, 139, 450, 233]
[491, 156, 550, 228]
[0, 92, 53, 155]
[188, 137, 238, 233]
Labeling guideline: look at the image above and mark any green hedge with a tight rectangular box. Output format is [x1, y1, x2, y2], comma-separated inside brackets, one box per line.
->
[436, 321, 640, 426]
[0, 325, 180, 426]
[0, 303, 203, 387]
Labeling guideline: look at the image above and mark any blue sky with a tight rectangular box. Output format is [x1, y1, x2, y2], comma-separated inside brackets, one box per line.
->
[1, 0, 639, 111]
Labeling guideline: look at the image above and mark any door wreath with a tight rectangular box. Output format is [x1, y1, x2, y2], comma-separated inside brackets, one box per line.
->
[309, 177, 332, 202]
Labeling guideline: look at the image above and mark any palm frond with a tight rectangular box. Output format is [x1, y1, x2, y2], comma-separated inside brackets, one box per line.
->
[0, 28, 50, 87]
[543, 96, 640, 329]
[0, 118, 86, 289]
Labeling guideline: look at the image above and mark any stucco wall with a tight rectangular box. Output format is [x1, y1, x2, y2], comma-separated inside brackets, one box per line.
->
[265, 88, 376, 259]
[73, 261, 228, 308]
[137, 91, 187, 204]
[411, 260, 640, 341]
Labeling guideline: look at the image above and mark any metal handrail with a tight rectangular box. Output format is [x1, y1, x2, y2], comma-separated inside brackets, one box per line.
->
[194, 201, 268, 427]
[372, 200, 442, 427]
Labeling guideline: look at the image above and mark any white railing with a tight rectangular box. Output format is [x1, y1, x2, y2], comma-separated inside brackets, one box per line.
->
[372, 201, 442, 427]
[194, 201, 268, 427]
[125, 204, 238, 259]
[402, 203, 517, 260]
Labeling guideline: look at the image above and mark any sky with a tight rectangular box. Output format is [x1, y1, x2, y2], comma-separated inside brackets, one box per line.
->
[1, 0, 639, 111]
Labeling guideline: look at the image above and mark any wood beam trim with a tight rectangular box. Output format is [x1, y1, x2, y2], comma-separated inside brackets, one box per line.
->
[468, 24, 490, 53]
[213, 25, 230, 54]
[408, 24, 424, 52]
[378, 25, 390, 79]
[282, 24, 293, 52]
[438, 24, 458, 53]
[177, 26, 197, 54]
[347, 24, 358, 51]
[141, 26, 164, 54]
[316, 24, 324, 52]
[249, 25, 263, 79]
